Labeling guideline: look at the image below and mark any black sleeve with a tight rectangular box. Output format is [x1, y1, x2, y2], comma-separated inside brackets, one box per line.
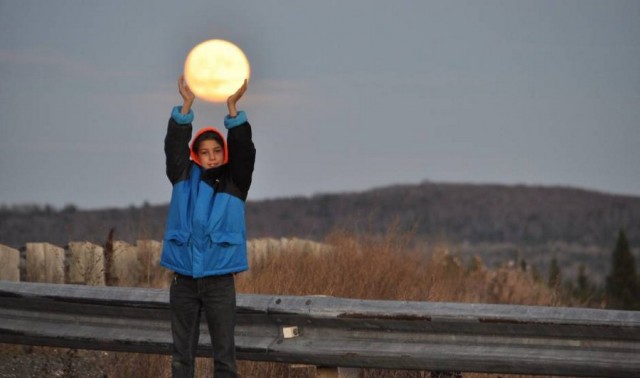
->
[227, 122, 256, 200]
[164, 117, 193, 185]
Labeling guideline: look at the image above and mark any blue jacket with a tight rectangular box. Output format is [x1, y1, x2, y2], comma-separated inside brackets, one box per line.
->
[160, 106, 256, 278]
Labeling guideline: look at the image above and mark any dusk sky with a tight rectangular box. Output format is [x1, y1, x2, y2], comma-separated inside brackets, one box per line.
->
[1, 1, 639, 209]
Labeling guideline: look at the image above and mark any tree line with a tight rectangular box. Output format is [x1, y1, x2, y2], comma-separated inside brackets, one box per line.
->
[545, 229, 640, 310]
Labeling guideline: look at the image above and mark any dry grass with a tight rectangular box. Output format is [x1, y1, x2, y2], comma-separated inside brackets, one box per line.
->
[237, 229, 559, 307]
[2, 229, 569, 377]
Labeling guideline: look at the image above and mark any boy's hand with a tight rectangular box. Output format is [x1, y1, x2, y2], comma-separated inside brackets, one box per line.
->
[178, 75, 195, 114]
[227, 79, 248, 118]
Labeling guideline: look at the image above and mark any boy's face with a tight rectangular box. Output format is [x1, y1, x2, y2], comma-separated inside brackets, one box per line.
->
[197, 140, 224, 169]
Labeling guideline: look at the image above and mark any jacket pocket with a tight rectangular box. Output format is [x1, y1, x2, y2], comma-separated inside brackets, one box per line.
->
[164, 230, 191, 246]
[209, 232, 244, 248]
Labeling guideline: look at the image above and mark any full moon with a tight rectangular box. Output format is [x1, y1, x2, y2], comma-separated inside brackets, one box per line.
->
[184, 39, 250, 103]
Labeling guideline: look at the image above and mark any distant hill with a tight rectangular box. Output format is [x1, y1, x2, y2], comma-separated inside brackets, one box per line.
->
[246, 182, 640, 246]
[1, 181, 639, 281]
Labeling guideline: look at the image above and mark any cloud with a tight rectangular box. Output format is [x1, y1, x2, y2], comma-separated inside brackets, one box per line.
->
[0, 48, 141, 80]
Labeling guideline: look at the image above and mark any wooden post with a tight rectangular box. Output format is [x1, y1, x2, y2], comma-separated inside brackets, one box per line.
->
[68, 242, 105, 286]
[25, 243, 64, 283]
[0, 244, 20, 281]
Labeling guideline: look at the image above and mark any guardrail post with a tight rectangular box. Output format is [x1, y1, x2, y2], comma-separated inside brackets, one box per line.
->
[0, 244, 20, 281]
[25, 243, 64, 283]
[68, 242, 105, 286]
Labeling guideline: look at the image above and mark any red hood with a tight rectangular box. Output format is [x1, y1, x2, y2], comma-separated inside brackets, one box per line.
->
[190, 127, 228, 167]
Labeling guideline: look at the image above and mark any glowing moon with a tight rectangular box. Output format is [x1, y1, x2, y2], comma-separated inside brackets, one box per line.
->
[184, 39, 250, 103]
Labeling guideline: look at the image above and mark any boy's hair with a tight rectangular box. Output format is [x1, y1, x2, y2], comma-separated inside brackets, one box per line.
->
[193, 131, 224, 152]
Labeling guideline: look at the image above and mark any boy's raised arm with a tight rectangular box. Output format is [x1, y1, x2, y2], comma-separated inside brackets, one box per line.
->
[165, 76, 195, 184]
[225, 80, 255, 200]
[226, 79, 247, 118]
[178, 75, 195, 115]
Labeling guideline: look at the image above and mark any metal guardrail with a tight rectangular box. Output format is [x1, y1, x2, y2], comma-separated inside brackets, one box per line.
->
[1, 281, 639, 377]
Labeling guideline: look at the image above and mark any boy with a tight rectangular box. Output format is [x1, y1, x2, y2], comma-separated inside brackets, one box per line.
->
[161, 75, 255, 377]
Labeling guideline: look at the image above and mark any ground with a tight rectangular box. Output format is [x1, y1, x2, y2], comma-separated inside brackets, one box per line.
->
[0, 345, 108, 378]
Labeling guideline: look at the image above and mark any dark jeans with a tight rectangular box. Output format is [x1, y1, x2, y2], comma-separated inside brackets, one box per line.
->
[170, 273, 237, 378]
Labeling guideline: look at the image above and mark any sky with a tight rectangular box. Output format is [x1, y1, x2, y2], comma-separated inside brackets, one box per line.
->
[1, 1, 639, 209]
